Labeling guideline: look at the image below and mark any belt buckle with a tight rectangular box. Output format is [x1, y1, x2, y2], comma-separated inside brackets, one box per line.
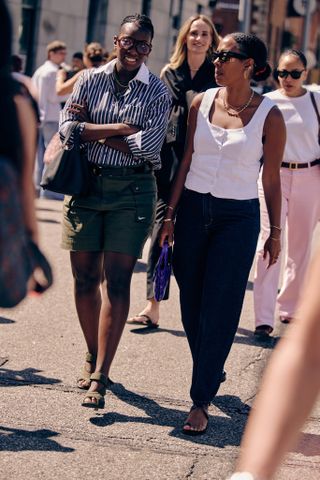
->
[289, 162, 298, 170]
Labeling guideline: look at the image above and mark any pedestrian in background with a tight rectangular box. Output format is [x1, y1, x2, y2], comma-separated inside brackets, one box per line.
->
[253, 49, 320, 338]
[32, 40, 69, 199]
[128, 14, 220, 328]
[229, 246, 320, 480]
[11, 54, 39, 101]
[56, 51, 85, 99]
[59, 13, 171, 409]
[160, 33, 285, 435]
[56, 43, 105, 100]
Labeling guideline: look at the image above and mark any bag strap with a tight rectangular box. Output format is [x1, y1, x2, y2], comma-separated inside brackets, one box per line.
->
[310, 91, 320, 145]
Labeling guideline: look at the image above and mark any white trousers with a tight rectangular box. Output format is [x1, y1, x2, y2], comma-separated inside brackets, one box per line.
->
[253, 166, 320, 328]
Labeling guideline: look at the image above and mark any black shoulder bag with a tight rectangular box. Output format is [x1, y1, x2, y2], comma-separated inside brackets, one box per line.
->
[40, 121, 89, 196]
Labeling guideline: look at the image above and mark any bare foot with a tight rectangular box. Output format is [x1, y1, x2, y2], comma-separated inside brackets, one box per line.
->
[127, 298, 160, 326]
[182, 405, 209, 435]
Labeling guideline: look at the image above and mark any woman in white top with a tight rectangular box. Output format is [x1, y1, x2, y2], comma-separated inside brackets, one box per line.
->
[253, 50, 320, 337]
[160, 33, 286, 435]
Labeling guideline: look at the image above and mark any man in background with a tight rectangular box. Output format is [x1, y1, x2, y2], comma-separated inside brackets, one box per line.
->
[32, 40, 68, 199]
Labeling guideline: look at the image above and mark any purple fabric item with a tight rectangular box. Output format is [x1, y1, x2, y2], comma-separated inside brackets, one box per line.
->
[153, 241, 172, 301]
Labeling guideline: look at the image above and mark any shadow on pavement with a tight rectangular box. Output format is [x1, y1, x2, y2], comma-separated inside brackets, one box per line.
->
[294, 432, 320, 457]
[234, 327, 279, 349]
[129, 326, 186, 337]
[0, 367, 61, 387]
[0, 426, 74, 452]
[90, 384, 248, 448]
[0, 317, 15, 324]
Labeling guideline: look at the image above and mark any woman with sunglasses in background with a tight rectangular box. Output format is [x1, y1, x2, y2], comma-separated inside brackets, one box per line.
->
[59, 14, 171, 409]
[159, 33, 285, 435]
[253, 49, 320, 338]
[128, 15, 220, 328]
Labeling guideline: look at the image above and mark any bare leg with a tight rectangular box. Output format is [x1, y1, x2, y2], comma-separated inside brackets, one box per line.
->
[234, 249, 320, 480]
[84, 251, 137, 403]
[70, 251, 103, 386]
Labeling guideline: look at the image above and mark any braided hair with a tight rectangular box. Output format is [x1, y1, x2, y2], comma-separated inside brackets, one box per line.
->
[120, 13, 154, 39]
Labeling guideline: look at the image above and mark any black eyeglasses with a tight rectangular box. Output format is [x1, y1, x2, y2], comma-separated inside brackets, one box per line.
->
[212, 50, 249, 63]
[116, 36, 152, 55]
[276, 69, 305, 79]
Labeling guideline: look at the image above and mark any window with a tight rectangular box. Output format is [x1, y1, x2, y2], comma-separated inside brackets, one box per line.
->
[19, 0, 39, 75]
[142, 0, 152, 16]
[86, 0, 108, 44]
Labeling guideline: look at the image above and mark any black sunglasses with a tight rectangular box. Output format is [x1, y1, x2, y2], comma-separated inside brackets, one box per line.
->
[276, 69, 305, 79]
[212, 50, 249, 63]
[116, 36, 152, 55]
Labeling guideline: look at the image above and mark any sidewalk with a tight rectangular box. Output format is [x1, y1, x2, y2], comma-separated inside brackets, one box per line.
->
[0, 199, 319, 480]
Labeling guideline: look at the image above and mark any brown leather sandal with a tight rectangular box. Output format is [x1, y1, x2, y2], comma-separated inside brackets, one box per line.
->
[77, 352, 96, 390]
[81, 372, 108, 409]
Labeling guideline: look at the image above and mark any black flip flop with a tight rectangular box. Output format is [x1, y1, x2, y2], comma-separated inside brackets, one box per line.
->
[182, 405, 209, 436]
[127, 314, 159, 329]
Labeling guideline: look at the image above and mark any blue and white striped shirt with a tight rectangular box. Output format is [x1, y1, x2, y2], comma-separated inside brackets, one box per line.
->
[59, 59, 171, 169]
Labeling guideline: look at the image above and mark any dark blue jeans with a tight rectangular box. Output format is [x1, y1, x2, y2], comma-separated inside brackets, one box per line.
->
[173, 189, 260, 406]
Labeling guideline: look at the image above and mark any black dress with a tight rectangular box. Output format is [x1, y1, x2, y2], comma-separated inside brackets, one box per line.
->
[146, 58, 217, 300]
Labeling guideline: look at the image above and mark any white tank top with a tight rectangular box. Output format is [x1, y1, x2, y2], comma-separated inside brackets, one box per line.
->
[185, 87, 275, 200]
[265, 89, 320, 163]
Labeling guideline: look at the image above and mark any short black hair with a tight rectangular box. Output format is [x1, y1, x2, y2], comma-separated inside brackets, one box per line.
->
[279, 49, 307, 68]
[72, 51, 83, 60]
[230, 32, 271, 81]
[120, 13, 154, 39]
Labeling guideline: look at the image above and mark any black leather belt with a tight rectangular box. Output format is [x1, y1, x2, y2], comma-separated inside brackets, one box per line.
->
[281, 159, 320, 169]
[89, 163, 153, 176]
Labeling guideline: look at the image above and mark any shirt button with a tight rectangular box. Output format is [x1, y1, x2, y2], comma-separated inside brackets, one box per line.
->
[135, 186, 139, 191]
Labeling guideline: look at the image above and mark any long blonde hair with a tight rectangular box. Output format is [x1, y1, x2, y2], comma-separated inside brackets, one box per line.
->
[166, 15, 219, 71]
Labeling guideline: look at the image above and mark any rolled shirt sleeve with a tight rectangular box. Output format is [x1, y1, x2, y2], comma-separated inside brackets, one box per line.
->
[125, 93, 172, 162]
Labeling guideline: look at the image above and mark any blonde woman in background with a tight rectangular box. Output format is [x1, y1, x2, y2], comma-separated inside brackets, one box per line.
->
[128, 14, 220, 328]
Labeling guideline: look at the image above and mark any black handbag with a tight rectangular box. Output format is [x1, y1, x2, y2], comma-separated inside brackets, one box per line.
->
[40, 121, 89, 196]
[0, 156, 53, 308]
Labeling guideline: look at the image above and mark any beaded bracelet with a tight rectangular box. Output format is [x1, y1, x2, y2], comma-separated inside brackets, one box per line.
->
[270, 225, 281, 231]
[166, 205, 174, 211]
[163, 218, 173, 222]
[270, 236, 280, 241]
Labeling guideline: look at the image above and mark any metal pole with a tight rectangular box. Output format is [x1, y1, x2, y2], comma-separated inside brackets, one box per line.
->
[302, 0, 312, 55]
[244, 0, 252, 34]
[239, 0, 252, 33]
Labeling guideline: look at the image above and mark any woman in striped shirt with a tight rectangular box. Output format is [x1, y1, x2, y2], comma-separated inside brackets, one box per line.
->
[59, 13, 171, 410]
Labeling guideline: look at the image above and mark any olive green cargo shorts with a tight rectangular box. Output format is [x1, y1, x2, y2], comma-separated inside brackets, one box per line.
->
[61, 170, 156, 258]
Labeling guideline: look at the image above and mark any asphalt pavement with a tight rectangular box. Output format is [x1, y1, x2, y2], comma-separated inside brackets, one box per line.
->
[0, 198, 319, 480]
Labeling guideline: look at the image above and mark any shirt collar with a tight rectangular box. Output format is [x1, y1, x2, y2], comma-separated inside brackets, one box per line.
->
[101, 58, 150, 85]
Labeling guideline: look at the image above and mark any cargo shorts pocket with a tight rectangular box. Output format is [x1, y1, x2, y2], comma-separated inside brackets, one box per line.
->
[130, 178, 156, 225]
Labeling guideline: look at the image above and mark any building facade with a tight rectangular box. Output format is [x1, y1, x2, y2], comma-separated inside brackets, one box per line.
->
[7, 0, 216, 76]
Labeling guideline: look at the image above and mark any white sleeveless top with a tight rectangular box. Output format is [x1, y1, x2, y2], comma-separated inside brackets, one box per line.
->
[185, 87, 275, 200]
[265, 89, 320, 163]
